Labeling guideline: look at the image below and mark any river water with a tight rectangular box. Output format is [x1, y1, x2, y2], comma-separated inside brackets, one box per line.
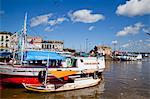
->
[1, 58, 150, 99]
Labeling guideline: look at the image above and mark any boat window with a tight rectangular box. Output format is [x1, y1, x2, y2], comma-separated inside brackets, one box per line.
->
[72, 59, 77, 67]
[28, 60, 46, 66]
[50, 60, 56, 67]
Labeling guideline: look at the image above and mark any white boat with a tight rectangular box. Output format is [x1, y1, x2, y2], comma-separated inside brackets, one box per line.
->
[136, 54, 142, 60]
[23, 77, 101, 92]
[114, 53, 142, 61]
[0, 55, 105, 84]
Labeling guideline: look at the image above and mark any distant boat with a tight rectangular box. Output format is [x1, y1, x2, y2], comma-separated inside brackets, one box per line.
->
[136, 54, 142, 60]
[113, 52, 142, 61]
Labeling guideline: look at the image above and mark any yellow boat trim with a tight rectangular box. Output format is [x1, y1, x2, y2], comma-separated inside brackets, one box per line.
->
[26, 85, 51, 92]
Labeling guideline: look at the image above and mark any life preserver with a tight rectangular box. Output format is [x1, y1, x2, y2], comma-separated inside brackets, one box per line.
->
[38, 71, 46, 83]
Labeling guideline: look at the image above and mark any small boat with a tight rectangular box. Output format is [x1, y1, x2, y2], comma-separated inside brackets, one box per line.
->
[22, 77, 100, 92]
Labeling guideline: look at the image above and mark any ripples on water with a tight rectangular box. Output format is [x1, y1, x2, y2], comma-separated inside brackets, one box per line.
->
[1, 58, 150, 99]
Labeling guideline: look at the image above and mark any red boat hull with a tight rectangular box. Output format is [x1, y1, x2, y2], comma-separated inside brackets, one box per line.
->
[0, 74, 41, 85]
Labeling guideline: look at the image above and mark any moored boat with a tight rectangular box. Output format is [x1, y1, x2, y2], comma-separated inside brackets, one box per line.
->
[22, 77, 100, 92]
[0, 53, 105, 85]
[22, 54, 102, 93]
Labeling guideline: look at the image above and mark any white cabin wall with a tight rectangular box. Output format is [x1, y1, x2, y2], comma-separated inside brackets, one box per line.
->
[97, 57, 105, 70]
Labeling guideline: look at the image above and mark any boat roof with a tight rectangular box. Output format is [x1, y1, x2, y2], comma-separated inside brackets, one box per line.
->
[25, 51, 65, 60]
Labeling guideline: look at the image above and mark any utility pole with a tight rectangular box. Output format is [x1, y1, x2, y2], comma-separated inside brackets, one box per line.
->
[112, 40, 117, 52]
[86, 38, 88, 53]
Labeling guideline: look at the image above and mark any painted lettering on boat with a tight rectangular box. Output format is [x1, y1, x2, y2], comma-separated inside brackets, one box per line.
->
[84, 62, 99, 65]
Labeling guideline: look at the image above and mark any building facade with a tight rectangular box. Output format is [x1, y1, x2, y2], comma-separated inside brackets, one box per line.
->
[0, 32, 12, 52]
[42, 40, 64, 52]
[0, 31, 64, 52]
[96, 45, 112, 56]
[26, 36, 42, 50]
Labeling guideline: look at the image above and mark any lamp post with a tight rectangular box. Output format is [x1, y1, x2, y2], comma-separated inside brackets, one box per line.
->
[112, 40, 117, 52]
[86, 38, 88, 53]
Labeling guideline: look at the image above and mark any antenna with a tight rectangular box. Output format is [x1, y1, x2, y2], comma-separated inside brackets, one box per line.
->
[23, 12, 27, 35]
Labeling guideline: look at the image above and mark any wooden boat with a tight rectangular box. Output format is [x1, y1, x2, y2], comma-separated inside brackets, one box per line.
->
[22, 77, 100, 92]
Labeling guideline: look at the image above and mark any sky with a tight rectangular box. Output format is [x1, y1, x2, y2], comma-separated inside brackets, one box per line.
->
[0, 0, 150, 52]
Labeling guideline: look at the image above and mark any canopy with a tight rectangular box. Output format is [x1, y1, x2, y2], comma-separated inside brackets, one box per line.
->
[49, 70, 77, 78]
[25, 51, 65, 60]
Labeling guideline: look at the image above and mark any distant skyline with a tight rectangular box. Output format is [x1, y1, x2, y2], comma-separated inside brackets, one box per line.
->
[0, 0, 150, 52]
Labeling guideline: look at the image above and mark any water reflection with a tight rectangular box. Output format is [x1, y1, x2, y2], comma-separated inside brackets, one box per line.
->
[103, 60, 150, 99]
[1, 82, 105, 99]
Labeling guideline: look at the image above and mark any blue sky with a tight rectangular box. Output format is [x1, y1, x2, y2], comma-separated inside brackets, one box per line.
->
[0, 0, 150, 52]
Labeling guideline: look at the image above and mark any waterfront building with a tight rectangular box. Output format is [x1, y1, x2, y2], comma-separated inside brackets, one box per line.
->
[42, 40, 64, 52]
[9, 34, 43, 51]
[26, 36, 42, 50]
[63, 48, 76, 53]
[96, 45, 112, 56]
[0, 32, 12, 52]
[1, 31, 64, 52]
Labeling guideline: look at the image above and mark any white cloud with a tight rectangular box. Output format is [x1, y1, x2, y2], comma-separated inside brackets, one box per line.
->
[69, 9, 105, 23]
[146, 39, 150, 42]
[122, 43, 130, 48]
[44, 27, 54, 32]
[116, 0, 150, 17]
[147, 44, 150, 47]
[139, 40, 143, 42]
[116, 22, 144, 36]
[88, 26, 94, 31]
[112, 40, 118, 44]
[143, 27, 150, 33]
[30, 13, 52, 27]
[48, 17, 67, 26]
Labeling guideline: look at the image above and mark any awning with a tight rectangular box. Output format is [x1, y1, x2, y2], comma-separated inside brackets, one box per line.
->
[25, 51, 65, 60]
[49, 70, 77, 78]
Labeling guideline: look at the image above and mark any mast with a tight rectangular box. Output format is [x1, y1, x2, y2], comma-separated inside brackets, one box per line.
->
[21, 13, 27, 65]
[44, 54, 49, 86]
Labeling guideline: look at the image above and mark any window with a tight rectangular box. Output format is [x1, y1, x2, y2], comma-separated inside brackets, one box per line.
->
[1, 43, 3, 47]
[49, 45, 51, 49]
[47, 45, 49, 49]
[1, 36, 4, 41]
[6, 43, 8, 47]
[6, 36, 8, 39]
[42, 44, 44, 48]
